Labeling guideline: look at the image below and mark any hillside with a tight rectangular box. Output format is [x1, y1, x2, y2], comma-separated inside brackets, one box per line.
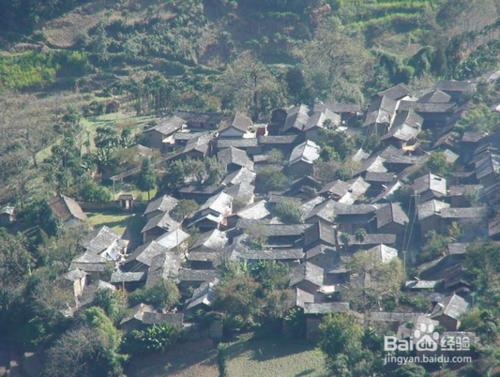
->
[0, 2, 499, 377]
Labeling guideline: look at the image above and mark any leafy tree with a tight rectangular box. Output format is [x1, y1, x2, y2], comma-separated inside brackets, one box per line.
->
[170, 200, 199, 222]
[419, 230, 449, 263]
[215, 271, 262, 325]
[216, 51, 285, 120]
[273, 198, 303, 224]
[464, 242, 500, 311]
[137, 158, 156, 199]
[391, 363, 427, 377]
[128, 280, 180, 310]
[0, 229, 33, 285]
[255, 167, 288, 193]
[298, 17, 373, 103]
[285, 66, 311, 104]
[457, 104, 500, 133]
[44, 307, 126, 377]
[94, 289, 127, 324]
[79, 178, 112, 202]
[426, 152, 452, 176]
[122, 323, 179, 354]
[348, 253, 404, 311]
[319, 313, 364, 375]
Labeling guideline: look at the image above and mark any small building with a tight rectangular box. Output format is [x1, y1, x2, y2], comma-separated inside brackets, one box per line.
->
[120, 303, 184, 331]
[430, 293, 469, 331]
[187, 192, 233, 231]
[363, 96, 398, 136]
[412, 173, 447, 202]
[118, 194, 134, 210]
[142, 116, 186, 150]
[141, 212, 180, 243]
[288, 140, 321, 177]
[375, 202, 409, 247]
[218, 112, 253, 139]
[0, 205, 15, 225]
[48, 194, 87, 224]
[144, 195, 179, 220]
[174, 110, 224, 130]
[146, 252, 183, 288]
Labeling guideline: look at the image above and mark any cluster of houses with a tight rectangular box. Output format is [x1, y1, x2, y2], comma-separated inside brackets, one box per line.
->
[6, 76, 498, 340]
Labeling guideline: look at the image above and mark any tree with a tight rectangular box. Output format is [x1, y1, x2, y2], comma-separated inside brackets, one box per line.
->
[129, 280, 180, 310]
[215, 271, 262, 325]
[273, 198, 303, 224]
[0, 229, 33, 286]
[122, 323, 179, 354]
[298, 17, 373, 103]
[44, 307, 126, 377]
[79, 178, 112, 202]
[426, 152, 452, 176]
[419, 230, 449, 263]
[137, 158, 156, 200]
[348, 253, 404, 311]
[215, 51, 285, 120]
[319, 313, 364, 375]
[170, 200, 199, 222]
[391, 363, 427, 377]
[255, 167, 288, 193]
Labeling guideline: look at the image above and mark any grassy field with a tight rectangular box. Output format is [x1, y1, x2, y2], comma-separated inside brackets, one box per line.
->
[86, 210, 145, 240]
[126, 334, 326, 377]
[225, 335, 327, 377]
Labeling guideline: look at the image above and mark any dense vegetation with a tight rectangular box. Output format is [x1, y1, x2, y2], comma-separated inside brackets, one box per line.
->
[0, 1, 498, 376]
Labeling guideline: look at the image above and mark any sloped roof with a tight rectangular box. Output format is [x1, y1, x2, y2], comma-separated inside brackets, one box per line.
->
[49, 194, 87, 222]
[199, 192, 233, 214]
[382, 110, 422, 142]
[418, 89, 451, 103]
[363, 244, 399, 264]
[141, 211, 179, 233]
[417, 199, 450, 220]
[363, 96, 398, 126]
[144, 195, 178, 216]
[156, 228, 190, 249]
[303, 302, 350, 314]
[236, 200, 270, 220]
[217, 146, 254, 170]
[475, 153, 500, 179]
[222, 166, 256, 186]
[147, 115, 185, 136]
[83, 226, 120, 254]
[376, 202, 409, 228]
[289, 140, 320, 165]
[412, 173, 447, 196]
[190, 229, 228, 252]
[283, 104, 310, 132]
[146, 252, 182, 287]
[304, 220, 336, 247]
[431, 293, 469, 320]
[290, 262, 324, 287]
[127, 241, 168, 267]
[305, 199, 336, 223]
[378, 83, 410, 100]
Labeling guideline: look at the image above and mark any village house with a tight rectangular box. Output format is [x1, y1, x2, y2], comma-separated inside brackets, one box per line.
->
[218, 112, 253, 139]
[288, 140, 321, 177]
[48, 194, 87, 224]
[142, 115, 186, 150]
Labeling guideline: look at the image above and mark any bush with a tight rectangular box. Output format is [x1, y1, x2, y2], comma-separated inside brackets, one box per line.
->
[122, 323, 179, 354]
[273, 198, 303, 223]
[255, 167, 287, 193]
[79, 179, 112, 202]
[128, 281, 180, 310]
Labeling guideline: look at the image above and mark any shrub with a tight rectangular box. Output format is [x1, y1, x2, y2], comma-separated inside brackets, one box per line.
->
[255, 167, 287, 193]
[273, 198, 303, 223]
[122, 323, 179, 354]
[128, 281, 180, 310]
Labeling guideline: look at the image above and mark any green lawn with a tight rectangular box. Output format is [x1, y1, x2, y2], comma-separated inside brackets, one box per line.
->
[126, 334, 326, 377]
[86, 211, 145, 243]
[226, 335, 327, 377]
